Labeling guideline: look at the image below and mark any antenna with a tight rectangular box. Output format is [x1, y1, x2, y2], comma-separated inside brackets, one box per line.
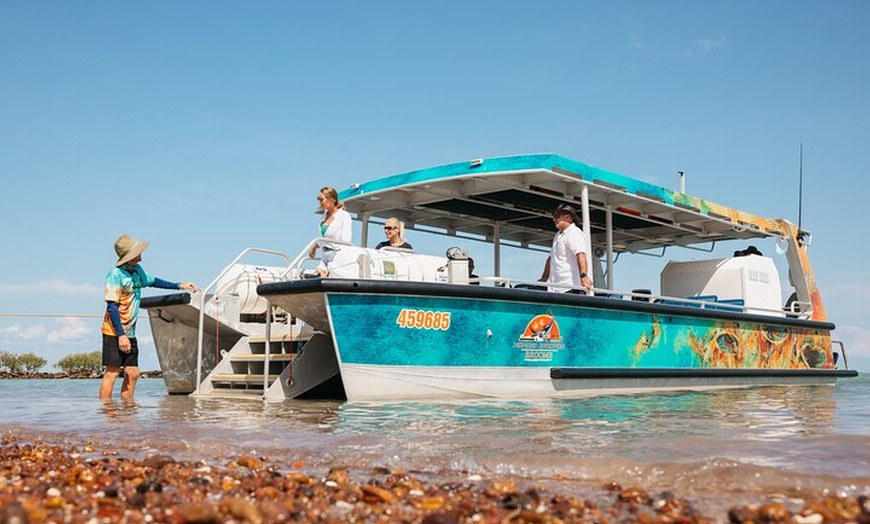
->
[798, 143, 803, 232]
[797, 143, 809, 246]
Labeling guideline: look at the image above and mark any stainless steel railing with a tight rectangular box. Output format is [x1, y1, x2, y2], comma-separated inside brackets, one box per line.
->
[193, 247, 294, 396]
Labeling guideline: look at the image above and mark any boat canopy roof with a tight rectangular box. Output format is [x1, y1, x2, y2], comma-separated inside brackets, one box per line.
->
[339, 154, 789, 254]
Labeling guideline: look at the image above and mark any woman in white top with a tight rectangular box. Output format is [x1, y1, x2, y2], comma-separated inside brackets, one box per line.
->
[309, 186, 353, 276]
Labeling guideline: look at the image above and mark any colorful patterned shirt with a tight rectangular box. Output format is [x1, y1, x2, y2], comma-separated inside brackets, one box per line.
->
[101, 264, 155, 338]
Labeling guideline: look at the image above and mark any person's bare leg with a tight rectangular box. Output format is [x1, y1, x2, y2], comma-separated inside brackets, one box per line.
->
[99, 366, 120, 400]
[120, 366, 140, 402]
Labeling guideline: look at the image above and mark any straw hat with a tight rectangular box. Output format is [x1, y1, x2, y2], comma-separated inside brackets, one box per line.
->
[114, 234, 149, 266]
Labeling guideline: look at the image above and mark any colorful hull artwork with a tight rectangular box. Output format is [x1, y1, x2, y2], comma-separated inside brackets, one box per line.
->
[327, 293, 833, 372]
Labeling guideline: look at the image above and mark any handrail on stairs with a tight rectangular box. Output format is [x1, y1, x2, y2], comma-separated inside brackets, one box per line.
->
[193, 246, 296, 396]
[262, 238, 356, 395]
[191, 238, 383, 396]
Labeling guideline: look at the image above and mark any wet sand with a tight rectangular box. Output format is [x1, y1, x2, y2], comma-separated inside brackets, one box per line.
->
[1, 432, 868, 523]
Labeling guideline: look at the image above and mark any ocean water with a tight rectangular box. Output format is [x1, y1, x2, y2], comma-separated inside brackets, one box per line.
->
[2, 376, 869, 513]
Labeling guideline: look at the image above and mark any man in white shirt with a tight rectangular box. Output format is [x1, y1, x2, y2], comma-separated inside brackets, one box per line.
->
[538, 205, 592, 293]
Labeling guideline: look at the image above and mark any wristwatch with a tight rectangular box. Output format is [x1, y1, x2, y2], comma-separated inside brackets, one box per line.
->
[579, 272, 587, 278]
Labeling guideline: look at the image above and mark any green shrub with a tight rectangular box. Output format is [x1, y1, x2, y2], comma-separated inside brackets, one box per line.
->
[56, 351, 102, 375]
[16, 352, 47, 373]
[0, 350, 22, 373]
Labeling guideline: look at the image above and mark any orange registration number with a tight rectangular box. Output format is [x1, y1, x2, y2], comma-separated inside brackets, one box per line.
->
[395, 309, 451, 331]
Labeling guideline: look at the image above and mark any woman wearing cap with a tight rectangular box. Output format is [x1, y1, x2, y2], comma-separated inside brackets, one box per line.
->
[375, 217, 413, 250]
[100, 234, 198, 402]
[538, 205, 593, 293]
[309, 186, 353, 277]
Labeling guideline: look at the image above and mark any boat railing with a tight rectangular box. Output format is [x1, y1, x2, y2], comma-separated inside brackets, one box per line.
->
[785, 300, 813, 318]
[258, 240, 811, 324]
[258, 238, 360, 394]
[280, 238, 358, 279]
[477, 276, 809, 318]
[193, 246, 297, 396]
[832, 340, 850, 369]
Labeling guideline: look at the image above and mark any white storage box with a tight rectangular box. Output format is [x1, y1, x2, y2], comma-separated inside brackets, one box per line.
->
[660, 255, 783, 316]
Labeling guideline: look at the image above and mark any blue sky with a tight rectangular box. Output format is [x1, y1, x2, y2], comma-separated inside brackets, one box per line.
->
[1, 1, 868, 373]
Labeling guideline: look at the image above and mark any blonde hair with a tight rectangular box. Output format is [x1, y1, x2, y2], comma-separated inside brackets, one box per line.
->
[385, 217, 405, 240]
[319, 186, 344, 209]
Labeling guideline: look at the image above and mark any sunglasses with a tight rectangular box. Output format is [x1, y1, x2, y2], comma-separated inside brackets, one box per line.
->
[384, 226, 397, 230]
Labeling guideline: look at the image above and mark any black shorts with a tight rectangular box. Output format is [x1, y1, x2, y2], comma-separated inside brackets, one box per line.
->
[102, 334, 139, 368]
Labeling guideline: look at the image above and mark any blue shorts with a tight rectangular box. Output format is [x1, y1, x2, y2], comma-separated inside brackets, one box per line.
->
[102, 334, 139, 368]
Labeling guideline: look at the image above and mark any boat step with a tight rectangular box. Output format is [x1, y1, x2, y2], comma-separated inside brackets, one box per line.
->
[198, 390, 266, 400]
[230, 353, 294, 361]
[211, 373, 281, 384]
[248, 334, 312, 342]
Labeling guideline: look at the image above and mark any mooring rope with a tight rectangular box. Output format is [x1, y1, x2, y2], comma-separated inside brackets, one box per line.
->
[0, 313, 102, 318]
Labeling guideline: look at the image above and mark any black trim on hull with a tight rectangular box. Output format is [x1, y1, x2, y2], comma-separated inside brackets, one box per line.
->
[141, 292, 192, 308]
[258, 278, 835, 331]
[550, 368, 858, 379]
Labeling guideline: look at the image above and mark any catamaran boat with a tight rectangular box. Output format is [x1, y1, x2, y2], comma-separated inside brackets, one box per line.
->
[142, 154, 857, 401]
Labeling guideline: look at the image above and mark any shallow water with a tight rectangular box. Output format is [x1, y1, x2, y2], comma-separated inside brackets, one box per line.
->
[3, 376, 869, 511]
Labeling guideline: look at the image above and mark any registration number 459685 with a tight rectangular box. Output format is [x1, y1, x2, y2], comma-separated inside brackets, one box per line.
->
[395, 309, 451, 331]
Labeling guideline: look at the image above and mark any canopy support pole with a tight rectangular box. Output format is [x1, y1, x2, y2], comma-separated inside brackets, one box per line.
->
[581, 184, 592, 293]
[359, 212, 370, 248]
[606, 207, 614, 289]
[493, 221, 501, 277]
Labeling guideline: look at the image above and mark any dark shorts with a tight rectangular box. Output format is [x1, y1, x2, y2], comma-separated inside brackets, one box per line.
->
[102, 334, 139, 368]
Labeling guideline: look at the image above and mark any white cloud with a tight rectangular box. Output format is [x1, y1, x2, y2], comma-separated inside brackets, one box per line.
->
[0, 317, 103, 369]
[0, 279, 101, 296]
[683, 36, 726, 57]
[837, 324, 870, 357]
[629, 35, 645, 49]
[694, 36, 726, 52]
[46, 317, 93, 343]
[833, 323, 870, 372]
[0, 324, 47, 341]
[826, 280, 870, 300]
[1, 317, 99, 348]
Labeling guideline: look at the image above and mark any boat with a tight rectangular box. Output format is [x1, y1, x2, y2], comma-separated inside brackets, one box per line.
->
[141, 153, 857, 401]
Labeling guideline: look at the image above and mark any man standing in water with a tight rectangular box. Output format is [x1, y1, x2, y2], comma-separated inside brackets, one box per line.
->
[100, 234, 198, 402]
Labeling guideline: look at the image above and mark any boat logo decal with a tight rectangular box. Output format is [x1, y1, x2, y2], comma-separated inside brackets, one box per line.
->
[396, 309, 451, 331]
[514, 314, 564, 362]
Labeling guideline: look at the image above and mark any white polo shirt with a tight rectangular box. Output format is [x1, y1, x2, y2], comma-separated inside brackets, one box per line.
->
[548, 222, 588, 292]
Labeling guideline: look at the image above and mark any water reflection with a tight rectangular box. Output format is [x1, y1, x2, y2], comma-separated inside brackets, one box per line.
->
[291, 386, 845, 472]
[154, 394, 343, 430]
[2, 378, 867, 482]
[327, 385, 839, 442]
[99, 399, 141, 422]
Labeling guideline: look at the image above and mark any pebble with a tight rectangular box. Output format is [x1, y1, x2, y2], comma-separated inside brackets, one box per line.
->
[1, 433, 868, 524]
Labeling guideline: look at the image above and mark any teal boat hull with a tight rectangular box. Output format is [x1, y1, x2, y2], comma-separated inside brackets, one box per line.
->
[259, 279, 851, 401]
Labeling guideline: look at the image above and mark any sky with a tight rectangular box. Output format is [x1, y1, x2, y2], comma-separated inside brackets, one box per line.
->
[1, 1, 869, 373]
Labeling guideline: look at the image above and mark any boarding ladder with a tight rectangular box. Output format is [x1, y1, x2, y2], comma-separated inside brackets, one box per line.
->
[190, 246, 320, 400]
[195, 323, 312, 399]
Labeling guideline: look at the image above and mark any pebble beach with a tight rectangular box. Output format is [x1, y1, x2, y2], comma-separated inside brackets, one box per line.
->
[2, 376, 869, 523]
[2, 432, 870, 524]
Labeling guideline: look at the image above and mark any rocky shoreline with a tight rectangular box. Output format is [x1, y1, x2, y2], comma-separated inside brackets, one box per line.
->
[0, 370, 162, 380]
[1, 433, 868, 523]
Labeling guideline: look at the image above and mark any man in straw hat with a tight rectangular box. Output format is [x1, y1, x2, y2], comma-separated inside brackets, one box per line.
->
[538, 205, 593, 293]
[100, 234, 198, 402]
